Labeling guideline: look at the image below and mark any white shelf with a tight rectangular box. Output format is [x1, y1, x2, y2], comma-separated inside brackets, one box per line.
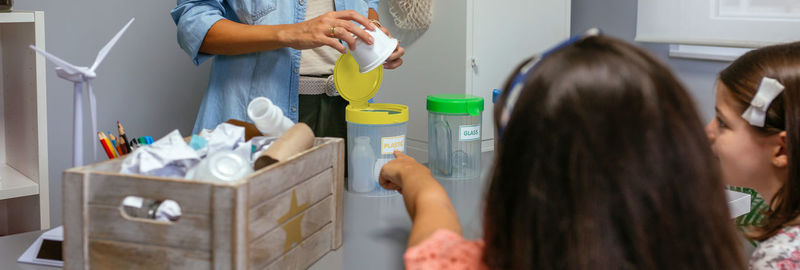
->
[0, 11, 35, 23]
[0, 10, 49, 233]
[726, 190, 751, 219]
[0, 165, 38, 200]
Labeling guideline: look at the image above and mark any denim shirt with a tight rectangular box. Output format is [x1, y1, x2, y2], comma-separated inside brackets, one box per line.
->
[171, 0, 378, 133]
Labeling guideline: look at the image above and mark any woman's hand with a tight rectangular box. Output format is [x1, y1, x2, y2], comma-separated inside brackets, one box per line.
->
[283, 10, 376, 54]
[379, 151, 430, 193]
[374, 23, 405, 69]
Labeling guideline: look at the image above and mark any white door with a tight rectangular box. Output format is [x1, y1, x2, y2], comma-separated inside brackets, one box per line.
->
[470, 0, 572, 150]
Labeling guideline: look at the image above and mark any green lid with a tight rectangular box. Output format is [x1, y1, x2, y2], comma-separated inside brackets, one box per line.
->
[426, 94, 484, 116]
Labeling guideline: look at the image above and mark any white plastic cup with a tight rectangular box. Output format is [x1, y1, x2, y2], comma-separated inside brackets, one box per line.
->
[351, 27, 399, 73]
[248, 97, 294, 137]
[189, 150, 253, 182]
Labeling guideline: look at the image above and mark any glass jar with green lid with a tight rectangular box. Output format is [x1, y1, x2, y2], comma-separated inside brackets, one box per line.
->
[427, 94, 484, 179]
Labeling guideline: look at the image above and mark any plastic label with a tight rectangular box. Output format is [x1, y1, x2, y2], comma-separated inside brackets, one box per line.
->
[459, 125, 481, 141]
[381, 135, 405, 155]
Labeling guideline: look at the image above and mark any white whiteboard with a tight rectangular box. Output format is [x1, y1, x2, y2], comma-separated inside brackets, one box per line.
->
[636, 0, 800, 47]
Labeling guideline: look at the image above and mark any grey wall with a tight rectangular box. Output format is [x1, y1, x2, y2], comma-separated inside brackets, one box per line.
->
[14, 1, 210, 227]
[571, 0, 728, 122]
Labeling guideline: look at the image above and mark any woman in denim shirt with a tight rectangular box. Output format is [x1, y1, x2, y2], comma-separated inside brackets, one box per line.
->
[171, 0, 405, 136]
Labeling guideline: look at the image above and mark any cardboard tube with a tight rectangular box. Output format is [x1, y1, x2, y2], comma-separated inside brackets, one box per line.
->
[254, 123, 315, 170]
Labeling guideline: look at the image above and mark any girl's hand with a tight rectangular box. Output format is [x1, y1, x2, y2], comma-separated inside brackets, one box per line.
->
[379, 151, 430, 193]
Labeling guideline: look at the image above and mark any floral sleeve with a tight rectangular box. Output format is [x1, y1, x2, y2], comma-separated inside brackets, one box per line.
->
[404, 229, 486, 270]
[751, 226, 800, 270]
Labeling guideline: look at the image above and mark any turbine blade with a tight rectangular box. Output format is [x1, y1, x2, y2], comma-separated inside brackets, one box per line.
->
[29, 45, 83, 75]
[90, 18, 135, 72]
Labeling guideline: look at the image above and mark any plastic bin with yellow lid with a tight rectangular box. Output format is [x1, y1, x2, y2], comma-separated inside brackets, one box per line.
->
[334, 53, 407, 196]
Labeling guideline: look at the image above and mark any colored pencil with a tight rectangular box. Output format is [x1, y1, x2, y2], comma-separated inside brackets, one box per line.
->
[117, 133, 127, 154]
[108, 133, 124, 155]
[100, 132, 118, 158]
[107, 133, 119, 157]
[109, 133, 117, 148]
[117, 121, 132, 153]
[97, 132, 114, 159]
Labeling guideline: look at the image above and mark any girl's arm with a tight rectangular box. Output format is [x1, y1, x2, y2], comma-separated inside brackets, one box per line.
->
[379, 151, 461, 246]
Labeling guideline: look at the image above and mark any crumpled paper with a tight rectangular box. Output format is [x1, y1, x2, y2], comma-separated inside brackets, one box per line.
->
[198, 123, 276, 163]
[120, 123, 276, 179]
[154, 200, 182, 222]
[249, 136, 277, 163]
[120, 129, 200, 178]
[198, 123, 245, 158]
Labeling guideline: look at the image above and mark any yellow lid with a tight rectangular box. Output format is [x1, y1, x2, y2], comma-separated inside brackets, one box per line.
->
[346, 103, 409, 125]
[335, 53, 408, 125]
[334, 53, 383, 108]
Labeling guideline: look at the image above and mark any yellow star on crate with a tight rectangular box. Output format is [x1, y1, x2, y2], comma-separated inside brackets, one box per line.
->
[277, 189, 309, 252]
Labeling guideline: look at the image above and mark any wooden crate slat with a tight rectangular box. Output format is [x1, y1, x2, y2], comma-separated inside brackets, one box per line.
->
[249, 196, 334, 268]
[89, 238, 211, 269]
[63, 170, 87, 270]
[211, 185, 247, 270]
[249, 168, 333, 242]
[247, 141, 335, 207]
[87, 173, 212, 215]
[264, 224, 334, 270]
[88, 205, 211, 250]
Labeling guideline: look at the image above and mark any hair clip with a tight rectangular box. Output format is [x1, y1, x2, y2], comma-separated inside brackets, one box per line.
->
[742, 77, 784, 127]
[497, 28, 601, 137]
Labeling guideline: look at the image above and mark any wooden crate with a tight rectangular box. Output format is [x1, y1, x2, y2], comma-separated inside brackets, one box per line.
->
[63, 138, 345, 270]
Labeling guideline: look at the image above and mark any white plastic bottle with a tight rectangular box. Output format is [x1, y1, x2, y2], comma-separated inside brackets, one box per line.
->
[247, 97, 295, 137]
[351, 136, 376, 193]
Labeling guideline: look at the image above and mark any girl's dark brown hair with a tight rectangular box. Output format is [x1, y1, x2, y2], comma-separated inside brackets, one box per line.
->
[484, 35, 745, 269]
[718, 41, 800, 241]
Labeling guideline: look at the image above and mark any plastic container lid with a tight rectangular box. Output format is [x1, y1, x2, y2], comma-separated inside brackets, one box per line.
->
[345, 103, 408, 125]
[335, 52, 408, 125]
[427, 94, 485, 116]
[334, 53, 383, 108]
[492, 89, 502, 104]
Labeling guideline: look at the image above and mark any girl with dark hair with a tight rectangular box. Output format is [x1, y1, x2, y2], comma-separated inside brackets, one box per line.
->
[379, 35, 745, 269]
[706, 41, 800, 269]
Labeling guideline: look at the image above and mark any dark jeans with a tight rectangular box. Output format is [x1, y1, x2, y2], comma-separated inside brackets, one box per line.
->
[298, 94, 348, 138]
[299, 94, 349, 176]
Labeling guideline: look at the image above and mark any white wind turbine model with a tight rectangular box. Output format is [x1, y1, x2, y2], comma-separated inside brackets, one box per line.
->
[29, 18, 135, 167]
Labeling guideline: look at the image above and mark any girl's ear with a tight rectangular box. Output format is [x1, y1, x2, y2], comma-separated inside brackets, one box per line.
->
[773, 131, 788, 168]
